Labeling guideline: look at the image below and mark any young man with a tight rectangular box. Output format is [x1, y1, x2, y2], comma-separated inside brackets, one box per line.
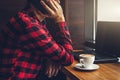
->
[0, 0, 74, 80]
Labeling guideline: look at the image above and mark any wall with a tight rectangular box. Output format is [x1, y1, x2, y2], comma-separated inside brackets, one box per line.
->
[84, 0, 95, 41]
[67, 0, 85, 49]
[98, 0, 120, 21]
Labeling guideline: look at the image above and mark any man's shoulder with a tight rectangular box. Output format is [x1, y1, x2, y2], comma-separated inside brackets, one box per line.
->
[17, 11, 37, 23]
[8, 10, 45, 30]
[12, 11, 39, 25]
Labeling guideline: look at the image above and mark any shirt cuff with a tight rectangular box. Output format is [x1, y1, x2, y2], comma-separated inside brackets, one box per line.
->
[57, 22, 66, 27]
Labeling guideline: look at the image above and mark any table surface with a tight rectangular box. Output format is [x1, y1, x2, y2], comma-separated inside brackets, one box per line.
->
[62, 50, 120, 80]
[63, 60, 120, 80]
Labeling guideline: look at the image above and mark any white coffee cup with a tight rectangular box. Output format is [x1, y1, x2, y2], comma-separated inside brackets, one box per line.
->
[79, 54, 95, 68]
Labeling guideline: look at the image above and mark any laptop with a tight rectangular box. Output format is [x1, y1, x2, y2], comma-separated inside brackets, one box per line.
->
[73, 21, 120, 64]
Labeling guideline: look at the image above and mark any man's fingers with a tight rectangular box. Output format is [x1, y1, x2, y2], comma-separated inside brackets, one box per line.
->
[51, 0, 59, 9]
[44, 59, 62, 78]
[40, 0, 54, 15]
[50, 65, 56, 76]
[48, 0, 57, 11]
[53, 65, 61, 76]
[46, 64, 60, 77]
[56, 0, 60, 4]
[45, 64, 52, 76]
[45, 66, 49, 75]
[47, 65, 52, 77]
[54, 68, 59, 76]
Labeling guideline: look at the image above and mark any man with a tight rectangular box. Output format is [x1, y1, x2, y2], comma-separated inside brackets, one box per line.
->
[0, 0, 74, 80]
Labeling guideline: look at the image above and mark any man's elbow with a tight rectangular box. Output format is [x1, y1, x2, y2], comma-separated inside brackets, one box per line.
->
[62, 55, 74, 66]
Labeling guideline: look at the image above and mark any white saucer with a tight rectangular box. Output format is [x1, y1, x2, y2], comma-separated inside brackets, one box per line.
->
[74, 63, 100, 71]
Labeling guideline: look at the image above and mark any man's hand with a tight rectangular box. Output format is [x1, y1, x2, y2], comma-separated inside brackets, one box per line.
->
[45, 59, 61, 78]
[40, 0, 65, 23]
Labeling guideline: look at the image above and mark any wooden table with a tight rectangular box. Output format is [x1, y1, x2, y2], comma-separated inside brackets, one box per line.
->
[62, 60, 120, 80]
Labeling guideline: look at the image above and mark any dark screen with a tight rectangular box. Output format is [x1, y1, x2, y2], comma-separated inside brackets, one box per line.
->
[96, 21, 120, 56]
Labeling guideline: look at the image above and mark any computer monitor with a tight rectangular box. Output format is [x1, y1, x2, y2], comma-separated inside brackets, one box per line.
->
[96, 21, 120, 57]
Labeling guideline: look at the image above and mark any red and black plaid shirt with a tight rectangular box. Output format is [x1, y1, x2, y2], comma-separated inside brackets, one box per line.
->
[0, 4, 74, 80]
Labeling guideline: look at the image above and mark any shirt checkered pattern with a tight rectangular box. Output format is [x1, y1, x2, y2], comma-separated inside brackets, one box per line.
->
[0, 4, 74, 80]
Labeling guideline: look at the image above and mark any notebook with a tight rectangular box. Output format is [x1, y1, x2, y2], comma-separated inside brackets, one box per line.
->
[73, 21, 120, 64]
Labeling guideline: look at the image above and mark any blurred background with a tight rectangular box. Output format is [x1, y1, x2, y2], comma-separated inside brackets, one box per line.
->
[0, 0, 27, 27]
[1, 0, 119, 50]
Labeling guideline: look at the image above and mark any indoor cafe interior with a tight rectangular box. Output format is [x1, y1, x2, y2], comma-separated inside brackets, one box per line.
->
[0, 0, 120, 80]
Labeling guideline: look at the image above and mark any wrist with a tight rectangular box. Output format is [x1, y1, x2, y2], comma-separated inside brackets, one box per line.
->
[54, 16, 65, 23]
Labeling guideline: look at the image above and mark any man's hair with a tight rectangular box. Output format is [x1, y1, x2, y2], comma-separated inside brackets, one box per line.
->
[28, 0, 48, 14]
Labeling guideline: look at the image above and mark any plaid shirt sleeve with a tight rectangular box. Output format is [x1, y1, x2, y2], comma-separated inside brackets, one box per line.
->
[51, 22, 73, 53]
[17, 12, 74, 66]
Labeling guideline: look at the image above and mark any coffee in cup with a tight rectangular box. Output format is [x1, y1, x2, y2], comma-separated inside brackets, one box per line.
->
[79, 54, 95, 68]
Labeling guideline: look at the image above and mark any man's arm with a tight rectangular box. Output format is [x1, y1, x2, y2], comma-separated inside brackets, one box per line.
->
[41, 0, 73, 55]
[15, 12, 74, 66]
[19, 22, 73, 65]
[47, 22, 73, 54]
[5, 0, 74, 66]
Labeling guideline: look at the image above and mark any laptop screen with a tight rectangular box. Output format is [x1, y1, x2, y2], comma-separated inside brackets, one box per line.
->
[95, 21, 120, 57]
